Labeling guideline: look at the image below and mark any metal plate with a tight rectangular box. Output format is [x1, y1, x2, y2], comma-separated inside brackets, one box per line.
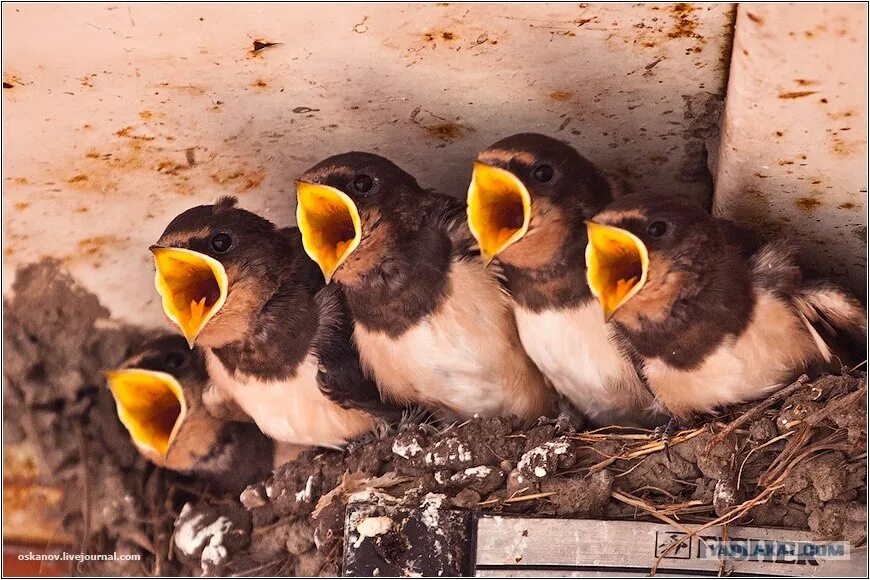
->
[474, 517, 867, 577]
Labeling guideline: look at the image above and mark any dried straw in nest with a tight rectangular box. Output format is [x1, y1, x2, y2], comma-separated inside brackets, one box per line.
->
[204, 371, 865, 576]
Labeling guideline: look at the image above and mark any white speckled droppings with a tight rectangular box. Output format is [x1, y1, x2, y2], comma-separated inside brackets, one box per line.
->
[392, 437, 423, 459]
[353, 516, 394, 548]
[462, 465, 492, 478]
[295, 475, 314, 502]
[173, 503, 233, 573]
[420, 493, 446, 529]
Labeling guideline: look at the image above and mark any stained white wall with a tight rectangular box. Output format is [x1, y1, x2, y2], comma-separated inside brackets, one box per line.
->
[714, 3, 867, 293]
[5, 3, 733, 325]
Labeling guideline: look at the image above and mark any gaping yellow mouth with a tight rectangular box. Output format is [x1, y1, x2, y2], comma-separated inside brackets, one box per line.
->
[152, 247, 228, 347]
[585, 221, 649, 320]
[295, 181, 361, 283]
[105, 369, 187, 463]
[467, 162, 531, 261]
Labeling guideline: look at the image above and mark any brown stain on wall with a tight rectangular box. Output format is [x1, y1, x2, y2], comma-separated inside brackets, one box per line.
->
[668, 3, 703, 40]
[626, 3, 709, 54]
[828, 134, 866, 159]
[746, 12, 764, 25]
[49, 117, 269, 200]
[210, 165, 266, 192]
[154, 82, 207, 96]
[72, 235, 133, 266]
[248, 39, 282, 57]
[548, 91, 573, 102]
[424, 122, 467, 142]
[778, 91, 817, 99]
[424, 31, 458, 42]
[795, 196, 822, 213]
[115, 126, 156, 141]
[3, 73, 24, 89]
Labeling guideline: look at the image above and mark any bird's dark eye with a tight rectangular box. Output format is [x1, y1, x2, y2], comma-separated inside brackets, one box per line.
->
[532, 164, 554, 183]
[210, 232, 233, 253]
[163, 351, 186, 371]
[647, 221, 668, 237]
[353, 174, 374, 193]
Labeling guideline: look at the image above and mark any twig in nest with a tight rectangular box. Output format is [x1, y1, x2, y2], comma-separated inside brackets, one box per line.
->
[312, 470, 410, 518]
[478, 491, 557, 507]
[629, 485, 679, 501]
[804, 386, 866, 427]
[610, 490, 694, 535]
[478, 485, 532, 507]
[502, 491, 557, 503]
[758, 427, 840, 487]
[650, 440, 855, 574]
[611, 456, 647, 479]
[705, 375, 809, 452]
[848, 359, 867, 373]
[624, 428, 705, 459]
[583, 425, 653, 435]
[736, 432, 792, 490]
[588, 428, 705, 474]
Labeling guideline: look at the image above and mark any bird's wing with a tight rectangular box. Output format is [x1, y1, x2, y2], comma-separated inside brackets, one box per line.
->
[716, 218, 766, 259]
[749, 239, 866, 366]
[747, 239, 803, 297]
[792, 282, 867, 366]
[311, 284, 405, 422]
[419, 190, 479, 261]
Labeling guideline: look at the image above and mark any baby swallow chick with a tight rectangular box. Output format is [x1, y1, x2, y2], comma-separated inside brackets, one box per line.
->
[468, 133, 662, 427]
[151, 196, 399, 448]
[105, 334, 276, 492]
[295, 152, 554, 420]
[585, 194, 867, 419]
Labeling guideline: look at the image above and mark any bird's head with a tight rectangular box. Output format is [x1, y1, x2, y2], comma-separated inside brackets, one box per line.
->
[296, 152, 423, 285]
[151, 196, 288, 348]
[468, 133, 612, 268]
[104, 334, 211, 466]
[585, 195, 720, 325]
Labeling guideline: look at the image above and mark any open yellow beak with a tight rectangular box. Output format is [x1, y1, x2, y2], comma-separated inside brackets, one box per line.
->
[105, 369, 187, 465]
[467, 162, 532, 262]
[585, 222, 649, 320]
[295, 181, 361, 283]
[151, 247, 229, 347]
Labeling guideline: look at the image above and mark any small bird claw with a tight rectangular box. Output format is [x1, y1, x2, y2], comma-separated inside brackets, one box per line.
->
[653, 417, 680, 462]
[535, 411, 578, 435]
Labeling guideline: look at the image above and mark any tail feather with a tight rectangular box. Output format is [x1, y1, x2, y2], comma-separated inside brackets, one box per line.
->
[793, 283, 867, 366]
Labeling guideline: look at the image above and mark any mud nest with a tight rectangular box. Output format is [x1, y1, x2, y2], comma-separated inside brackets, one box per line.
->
[4, 260, 867, 576]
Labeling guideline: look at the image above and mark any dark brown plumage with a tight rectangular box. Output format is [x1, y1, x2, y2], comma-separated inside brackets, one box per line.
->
[297, 153, 554, 420]
[111, 334, 274, 493]
[469, 134, 659, 428]
[588, 194, 866, 419]
[475, 133, 614, 311]
[152, 197, 399, 448]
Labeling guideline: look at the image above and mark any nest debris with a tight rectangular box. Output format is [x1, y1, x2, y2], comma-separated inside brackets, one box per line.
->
[4, 259, 867, 576]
